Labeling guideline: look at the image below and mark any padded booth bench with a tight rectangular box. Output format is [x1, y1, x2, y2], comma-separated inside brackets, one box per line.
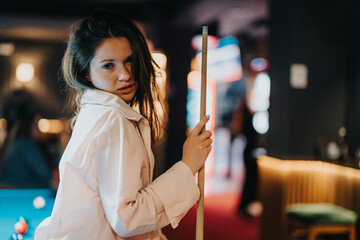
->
[257, 156, 360, 240]
[286, 203, 357, 240]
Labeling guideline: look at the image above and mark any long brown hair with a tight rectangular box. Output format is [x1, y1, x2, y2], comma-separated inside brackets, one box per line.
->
[62, 8, 167, 145]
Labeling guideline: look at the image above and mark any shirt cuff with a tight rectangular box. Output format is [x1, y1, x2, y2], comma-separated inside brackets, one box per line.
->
[150, 161, 200, 228]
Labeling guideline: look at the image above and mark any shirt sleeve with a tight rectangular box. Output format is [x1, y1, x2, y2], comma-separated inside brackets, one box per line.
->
[91, 113, 199, 238]
[150, 161, 200, 228]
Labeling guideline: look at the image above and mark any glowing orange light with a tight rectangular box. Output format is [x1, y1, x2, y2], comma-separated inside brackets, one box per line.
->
[187, 71, 201, 90]
[0, 118, 7, 129]
[38, 119, 64, 134]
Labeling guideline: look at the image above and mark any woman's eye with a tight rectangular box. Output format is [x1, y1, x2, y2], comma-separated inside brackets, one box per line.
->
[102, 63, 114, 69]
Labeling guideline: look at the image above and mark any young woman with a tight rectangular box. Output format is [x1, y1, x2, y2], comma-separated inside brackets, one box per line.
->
[35, 9, 212, 240]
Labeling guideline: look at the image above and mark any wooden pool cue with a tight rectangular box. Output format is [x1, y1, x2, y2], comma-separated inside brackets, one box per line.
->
[196, 24, 208, 240]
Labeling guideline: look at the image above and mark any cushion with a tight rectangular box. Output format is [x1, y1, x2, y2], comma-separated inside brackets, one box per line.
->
[286, 203, 357, 225]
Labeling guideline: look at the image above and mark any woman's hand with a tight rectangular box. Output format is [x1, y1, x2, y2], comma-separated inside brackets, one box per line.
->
[182, 116, 212, 175]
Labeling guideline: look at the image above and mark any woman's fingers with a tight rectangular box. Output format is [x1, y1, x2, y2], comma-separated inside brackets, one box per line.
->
[193, 130, 212, 151]
[190, 115, 210, 137]
[203, 138, 212, 147]
[206, 145, 212, 153]
[181, 116, 212, 175]
[198, 130, 212, 141]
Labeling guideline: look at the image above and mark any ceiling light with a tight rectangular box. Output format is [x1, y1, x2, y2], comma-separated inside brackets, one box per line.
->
[16, 63, 34, 83]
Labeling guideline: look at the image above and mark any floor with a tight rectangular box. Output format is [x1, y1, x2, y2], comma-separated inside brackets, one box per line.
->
[162, 130, 260, 240]
[162, 176, 260, 240]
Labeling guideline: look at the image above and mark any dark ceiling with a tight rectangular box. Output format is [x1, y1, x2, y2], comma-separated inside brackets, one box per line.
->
[0, 0, 269, 41]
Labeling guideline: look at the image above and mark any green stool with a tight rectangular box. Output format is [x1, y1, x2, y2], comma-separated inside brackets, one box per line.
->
[286, 203, 357, 240]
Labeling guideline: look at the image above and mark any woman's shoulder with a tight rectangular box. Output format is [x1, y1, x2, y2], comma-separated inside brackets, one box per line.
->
[73, 105, 121, 136]
[81, 89, 143, 121]
[73, 101, 139, 143]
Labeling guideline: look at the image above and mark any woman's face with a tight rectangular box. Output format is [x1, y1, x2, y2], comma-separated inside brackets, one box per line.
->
[89, 37, 138, 103]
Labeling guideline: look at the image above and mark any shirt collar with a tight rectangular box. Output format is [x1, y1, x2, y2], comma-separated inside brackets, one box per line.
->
[81, 89, 144, 122]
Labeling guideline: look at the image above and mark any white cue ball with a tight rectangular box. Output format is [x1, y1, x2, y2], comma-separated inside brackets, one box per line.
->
[33, 196, 46, 209]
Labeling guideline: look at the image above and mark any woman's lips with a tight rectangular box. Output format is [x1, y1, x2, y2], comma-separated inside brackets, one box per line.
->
[118, 84, 134, 94]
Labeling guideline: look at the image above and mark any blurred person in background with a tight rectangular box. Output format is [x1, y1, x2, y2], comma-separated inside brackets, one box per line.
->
[230, 95, 260, 218]
[0, 89, 59, 189]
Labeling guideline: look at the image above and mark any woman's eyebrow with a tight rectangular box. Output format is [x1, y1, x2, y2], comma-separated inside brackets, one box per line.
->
[125, 55, 132, 61]
[100, 59, 116, 63]
[99, 55, 132, 63]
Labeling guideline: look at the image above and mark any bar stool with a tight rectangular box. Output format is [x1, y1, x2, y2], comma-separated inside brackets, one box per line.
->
[286, 203, 357, 240]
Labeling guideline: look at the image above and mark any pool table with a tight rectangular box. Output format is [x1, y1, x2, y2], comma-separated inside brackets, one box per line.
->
[0, 189, 55, 239]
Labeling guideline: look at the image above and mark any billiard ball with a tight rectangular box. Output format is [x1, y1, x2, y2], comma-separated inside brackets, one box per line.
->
[33, 196, 46, 209]
[14, 221, 28, 235]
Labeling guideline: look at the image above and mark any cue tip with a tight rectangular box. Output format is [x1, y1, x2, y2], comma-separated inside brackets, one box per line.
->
[202, 24, 208, 34]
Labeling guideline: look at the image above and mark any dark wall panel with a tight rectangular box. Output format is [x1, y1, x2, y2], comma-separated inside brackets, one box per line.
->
[268, 0, 356, 159]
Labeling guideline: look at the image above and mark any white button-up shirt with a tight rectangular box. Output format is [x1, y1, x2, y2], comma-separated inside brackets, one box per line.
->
[35, 89, 200, 240]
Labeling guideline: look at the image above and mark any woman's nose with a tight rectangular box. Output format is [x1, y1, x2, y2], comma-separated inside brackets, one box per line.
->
[117, 68, 131, 82]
